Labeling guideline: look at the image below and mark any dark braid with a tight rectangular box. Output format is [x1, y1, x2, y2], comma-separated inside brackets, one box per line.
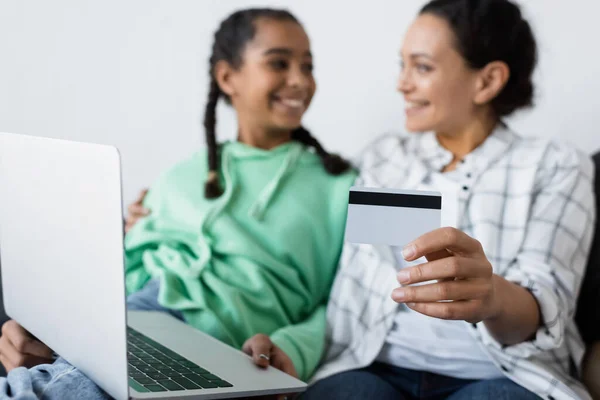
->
[203, 8, 351, 198]
[203, 79, 222, 198]
[292, 127, 351, 175]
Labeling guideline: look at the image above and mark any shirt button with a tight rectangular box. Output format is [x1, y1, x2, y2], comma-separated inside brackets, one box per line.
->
[462, 186, 469, 191]
[466, 173, 472, 178]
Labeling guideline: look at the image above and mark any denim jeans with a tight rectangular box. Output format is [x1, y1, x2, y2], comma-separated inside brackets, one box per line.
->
[0, 280, 183, 400]
[301, 362, 540, 400]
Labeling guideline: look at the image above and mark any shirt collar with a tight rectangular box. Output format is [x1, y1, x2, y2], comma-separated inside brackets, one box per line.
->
[412, 123, 519, 173]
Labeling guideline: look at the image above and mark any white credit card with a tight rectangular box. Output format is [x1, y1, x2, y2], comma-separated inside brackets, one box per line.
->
[345, 186, 442, 246]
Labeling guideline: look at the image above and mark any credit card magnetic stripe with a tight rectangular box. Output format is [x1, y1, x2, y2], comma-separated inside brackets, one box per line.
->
[349, 191, 441, 210]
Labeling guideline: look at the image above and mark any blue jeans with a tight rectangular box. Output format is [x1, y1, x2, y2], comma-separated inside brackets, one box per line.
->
[301, 362, 540, 400]
[0, 280, 183, 400]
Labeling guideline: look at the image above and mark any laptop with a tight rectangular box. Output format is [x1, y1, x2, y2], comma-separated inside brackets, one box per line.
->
[0, 132, 307, 400]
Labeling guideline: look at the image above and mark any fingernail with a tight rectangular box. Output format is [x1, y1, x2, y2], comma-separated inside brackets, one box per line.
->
[402, 244, 416, 260]
[142, 208, 150, 215]
[394, 289, 406, 301]
[407, 302, 416, 308]
[397, 270, 410, 284]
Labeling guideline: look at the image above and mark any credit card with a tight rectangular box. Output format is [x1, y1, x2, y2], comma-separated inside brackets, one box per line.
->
[345, 186, 442, 246]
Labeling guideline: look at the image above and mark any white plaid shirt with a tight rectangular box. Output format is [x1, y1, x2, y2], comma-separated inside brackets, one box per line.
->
[313, 125, 596, 400]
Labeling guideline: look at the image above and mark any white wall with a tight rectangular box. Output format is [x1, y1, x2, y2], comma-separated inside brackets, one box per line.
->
[1, 0, 599, 205]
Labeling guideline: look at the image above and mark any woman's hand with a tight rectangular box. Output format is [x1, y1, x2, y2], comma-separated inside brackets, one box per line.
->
[392, 227, 500, 324]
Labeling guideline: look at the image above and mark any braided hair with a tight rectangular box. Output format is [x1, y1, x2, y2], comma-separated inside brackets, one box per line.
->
[203, 8, 350, 198]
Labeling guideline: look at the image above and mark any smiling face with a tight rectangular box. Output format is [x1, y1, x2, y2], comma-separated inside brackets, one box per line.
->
[221, 17, 316, 138]
[398, 13, 481, 134]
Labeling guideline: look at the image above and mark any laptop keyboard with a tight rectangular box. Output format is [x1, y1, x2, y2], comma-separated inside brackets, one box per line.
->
[127, 327, 233, 393]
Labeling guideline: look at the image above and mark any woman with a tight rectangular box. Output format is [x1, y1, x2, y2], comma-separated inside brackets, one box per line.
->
[303, 0, 595, 399]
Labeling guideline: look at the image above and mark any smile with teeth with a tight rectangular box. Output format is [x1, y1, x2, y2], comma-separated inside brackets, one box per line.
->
[275, 97, 305, 110]
[405, 100, 429, 111]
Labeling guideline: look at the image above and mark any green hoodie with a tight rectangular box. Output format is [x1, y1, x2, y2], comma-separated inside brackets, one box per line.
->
[124, 140, 356, 380]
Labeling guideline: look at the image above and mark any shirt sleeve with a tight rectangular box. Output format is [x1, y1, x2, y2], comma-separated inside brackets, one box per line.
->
[476, 147, 596, 358]
[270, 304, 327, 382]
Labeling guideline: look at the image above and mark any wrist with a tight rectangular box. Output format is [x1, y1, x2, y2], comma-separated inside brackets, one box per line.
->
[485, 274, 506, 321]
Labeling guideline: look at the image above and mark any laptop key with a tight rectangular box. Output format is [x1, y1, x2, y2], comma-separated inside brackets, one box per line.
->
[162, 369, 184, 378]
[138, 365, 158, 374]
[200, 373, 222, 381]
[186, 366, 210, 374]
[184, 374, 218, 389]
[143, 384, 167, 392]
[146, 371, 167, 379]
[177, 360, 200, 368]
[173, 366, 193, 374]
[164, 360, 183, 368]
[133, 376, 155, 385]
[128, 378, 149, 393]
[171, 376, 201, 390]
[157, 379, 186, 391]
[213, 380, 233, 388]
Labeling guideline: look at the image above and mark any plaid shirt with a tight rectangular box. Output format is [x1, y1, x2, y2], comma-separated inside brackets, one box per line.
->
[313, 125, 596, 400]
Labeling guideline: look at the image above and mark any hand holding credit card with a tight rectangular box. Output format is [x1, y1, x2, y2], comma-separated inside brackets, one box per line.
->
[345, 187, 501, 324]
[345, 187, 442, 247]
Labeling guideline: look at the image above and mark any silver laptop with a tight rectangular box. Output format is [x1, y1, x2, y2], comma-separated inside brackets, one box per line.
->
[0, 132, 307, 400]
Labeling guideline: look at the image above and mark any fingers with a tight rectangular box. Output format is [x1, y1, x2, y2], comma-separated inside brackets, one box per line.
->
[127, 204, 150, 218]
[242, 334, 273, 369]
[270, 350, 298, 378]
[127, 188, 150, 217]
[406, 300, 484, 322]
[0, 351, 16, 372]
[403, 227, 484, 261]
[2, 320, 53, 359]
[424, 249, 453, 262]
[136, 189, 149, 202]
[126, 203, 150, 220]
[0, 334, 52, 370]
[125, 189, 151, 233]
[242, 335, 298, 381]
[396, 256, 492, 285]
[392, 279, 490, 303]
